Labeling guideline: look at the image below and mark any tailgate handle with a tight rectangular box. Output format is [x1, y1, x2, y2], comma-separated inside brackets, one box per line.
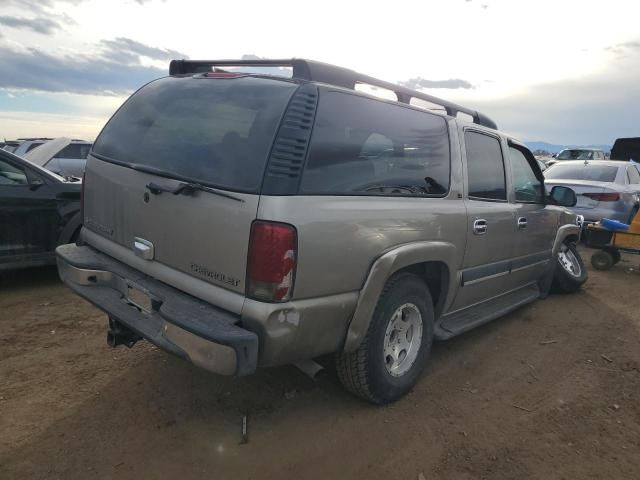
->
[133, 237, 155, 260]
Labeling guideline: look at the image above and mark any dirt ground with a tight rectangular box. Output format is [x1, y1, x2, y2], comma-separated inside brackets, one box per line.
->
[1, 249, 640, 480]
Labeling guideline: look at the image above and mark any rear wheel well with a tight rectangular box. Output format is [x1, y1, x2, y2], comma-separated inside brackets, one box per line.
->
[393, 262, 449, 318]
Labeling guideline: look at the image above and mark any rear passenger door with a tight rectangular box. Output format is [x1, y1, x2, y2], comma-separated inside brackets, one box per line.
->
[453, 129, 517, 310]
[508, 143, 557, 286]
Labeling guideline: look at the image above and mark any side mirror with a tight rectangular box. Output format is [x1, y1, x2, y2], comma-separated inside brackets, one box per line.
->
[551, 153, 557, 158]
[29, 178, 45, 191]
[548, 185, 577, 207]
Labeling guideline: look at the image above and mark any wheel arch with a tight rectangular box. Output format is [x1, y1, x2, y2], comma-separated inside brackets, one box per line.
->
[552, 223, 581, 256]
[342, 241, 458, 352]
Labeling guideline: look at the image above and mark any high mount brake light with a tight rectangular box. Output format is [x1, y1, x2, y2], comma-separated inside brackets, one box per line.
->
[583, 192, 620, 202]
[204, 72, 248, 78]
[247, 221, 297, 302]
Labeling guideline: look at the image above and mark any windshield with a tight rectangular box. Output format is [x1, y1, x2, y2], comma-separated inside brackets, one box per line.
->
[544, 164, 619, 182]
[92, 76, 297, 192]
[556, 149, 595, 160]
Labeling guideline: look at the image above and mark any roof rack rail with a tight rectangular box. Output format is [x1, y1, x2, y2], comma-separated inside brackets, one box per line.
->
[169, 58, 498, 130]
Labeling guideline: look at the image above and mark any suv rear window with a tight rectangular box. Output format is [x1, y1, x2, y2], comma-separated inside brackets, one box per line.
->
[92, 76, 297, 192]
[300, 91, 450, 196]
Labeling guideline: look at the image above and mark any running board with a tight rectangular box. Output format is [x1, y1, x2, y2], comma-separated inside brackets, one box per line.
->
[435, 284, 540, 340]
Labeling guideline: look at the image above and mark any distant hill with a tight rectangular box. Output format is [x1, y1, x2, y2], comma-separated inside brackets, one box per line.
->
[526, 141, 612, 154]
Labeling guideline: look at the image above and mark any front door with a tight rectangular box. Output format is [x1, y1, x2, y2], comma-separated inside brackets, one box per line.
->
[0, 156, 58, 264]
[453, 129, 517, 311]
[508, 143, 557, 286]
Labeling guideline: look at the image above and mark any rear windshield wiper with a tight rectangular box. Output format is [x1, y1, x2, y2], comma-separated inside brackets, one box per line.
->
[146, 181, 244, 202]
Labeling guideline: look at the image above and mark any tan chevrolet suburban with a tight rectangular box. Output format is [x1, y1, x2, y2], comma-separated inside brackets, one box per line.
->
[57, 59, 586, 404]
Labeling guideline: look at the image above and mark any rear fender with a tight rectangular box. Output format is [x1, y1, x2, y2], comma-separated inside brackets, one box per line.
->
[343, 241, 458, 352]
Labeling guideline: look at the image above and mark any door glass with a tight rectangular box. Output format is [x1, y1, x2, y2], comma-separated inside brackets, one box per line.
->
[0, 158, 28, 185]
[509, 146, 544, 203]
[465, 131, 506, 200]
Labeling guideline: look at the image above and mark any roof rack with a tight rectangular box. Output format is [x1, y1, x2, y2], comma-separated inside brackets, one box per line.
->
[169, 58, 498, 130]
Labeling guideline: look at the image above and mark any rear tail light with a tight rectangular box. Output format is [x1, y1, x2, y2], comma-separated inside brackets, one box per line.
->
[247, 221, 297, 302]
[583, 192, 620, 202]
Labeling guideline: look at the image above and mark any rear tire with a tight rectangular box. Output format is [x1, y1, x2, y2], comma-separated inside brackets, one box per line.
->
[603, 247, 621, 265]
[591, 250, 614, 271]
[552, 241, 587, 293]
[336, 273, 434, 405]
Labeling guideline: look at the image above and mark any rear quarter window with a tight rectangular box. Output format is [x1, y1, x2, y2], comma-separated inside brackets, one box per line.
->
[300, 91, 450, 196]
[92, 76, 297, 192]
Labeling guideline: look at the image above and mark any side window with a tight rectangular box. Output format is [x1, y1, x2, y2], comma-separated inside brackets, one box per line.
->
[627, 165, 640, 184]
[464, 131, 506, 200]
[300, 92, 451, 196]
[509, 146, 544, 203]
[0, 158, 28, 185]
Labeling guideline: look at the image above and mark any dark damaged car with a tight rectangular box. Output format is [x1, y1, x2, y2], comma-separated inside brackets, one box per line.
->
[0, 149, 82, 271]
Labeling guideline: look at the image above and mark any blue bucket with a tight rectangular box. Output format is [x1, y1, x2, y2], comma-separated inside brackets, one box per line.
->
[601, 218, 629, 231]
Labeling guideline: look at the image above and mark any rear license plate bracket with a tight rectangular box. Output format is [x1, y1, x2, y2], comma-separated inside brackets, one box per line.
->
[126, 284, 152, 314]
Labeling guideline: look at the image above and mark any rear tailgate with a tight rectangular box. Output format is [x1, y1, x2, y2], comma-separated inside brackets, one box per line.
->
[83, 158, 258, 294]
[84, 75, 297, 295]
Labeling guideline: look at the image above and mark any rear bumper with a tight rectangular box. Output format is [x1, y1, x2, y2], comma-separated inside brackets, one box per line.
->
[56, 244, 258, 376]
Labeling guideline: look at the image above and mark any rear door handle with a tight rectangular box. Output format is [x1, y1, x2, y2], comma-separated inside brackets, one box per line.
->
[473, 219, 488, 235]
[517, 217, 527, 229]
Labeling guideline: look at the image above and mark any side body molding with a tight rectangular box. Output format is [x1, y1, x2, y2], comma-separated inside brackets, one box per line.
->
[343, 241, 459, 352]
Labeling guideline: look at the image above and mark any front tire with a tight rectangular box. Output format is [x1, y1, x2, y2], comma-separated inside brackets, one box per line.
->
[336, 273, 434, 404]
[552, 241, 587, 293]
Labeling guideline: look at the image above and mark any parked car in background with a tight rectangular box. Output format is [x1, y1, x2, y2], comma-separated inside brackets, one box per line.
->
[611, 137, 640, 161]
[57, 58, 585, 405]
[537, 158, 548, 172]
[547, 148, 606, 167]
[11, 138, 54, 156]
[0, 149, 82, 271]
[544, 160, 640, 224]
[1, 140, 21, 153]
[22, 138, 92, 178]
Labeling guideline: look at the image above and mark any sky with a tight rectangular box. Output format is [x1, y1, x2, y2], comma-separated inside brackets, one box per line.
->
[0, 0, 638, 146]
